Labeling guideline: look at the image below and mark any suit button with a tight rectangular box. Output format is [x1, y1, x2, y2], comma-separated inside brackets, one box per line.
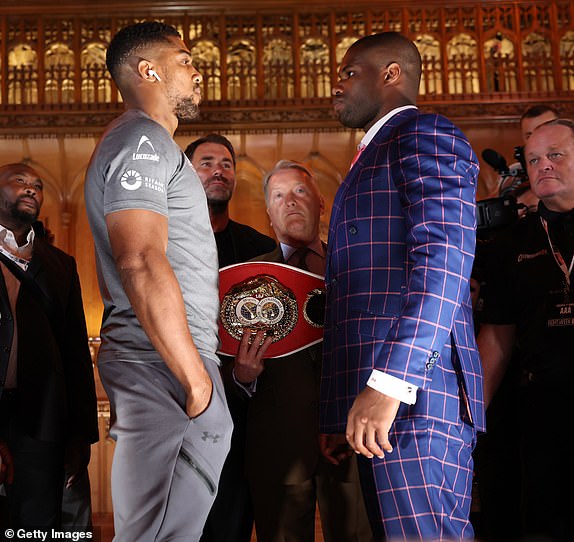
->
[331, 278, 337, 286]
[349, 225, 358, 235]
[3, 346, 9, 352]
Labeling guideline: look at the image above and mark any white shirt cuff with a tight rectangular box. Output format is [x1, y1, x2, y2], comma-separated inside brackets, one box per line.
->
[366, 369, 418, 405]
[232, 368, 257, 397]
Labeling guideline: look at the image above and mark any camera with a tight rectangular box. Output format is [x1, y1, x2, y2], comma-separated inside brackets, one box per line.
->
[476, 194, 520, 233]
[478, 147, 532, 236]
[481, 147, 529, 196]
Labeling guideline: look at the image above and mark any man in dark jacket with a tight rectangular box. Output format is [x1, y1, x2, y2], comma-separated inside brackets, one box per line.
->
[233, 160, 373, 542]
[185, 134, 276, 542]
[0, 162, 98, 530]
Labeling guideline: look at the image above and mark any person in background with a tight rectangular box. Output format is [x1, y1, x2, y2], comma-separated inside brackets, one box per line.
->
[320, 32, 482, 541]
[84, 22, 232, 541]
[515, 105, 560, 214]
[478, 118, 574, 542]
[31, 217, 95, 532]
[185, 133, 276, 542]
[233, 160, 373, 542]
[471, 103, 560, 542]
[185, 133, 276, 268]
[520, 104, 560, 143]
[501, 105, 561, 215]
[0, 162, 98, 530]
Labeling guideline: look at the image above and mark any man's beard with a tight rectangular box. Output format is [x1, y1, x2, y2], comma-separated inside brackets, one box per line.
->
[9, 199, 39, 224]
[174, 97, 200, 121]
[336, 101, 379, 130]
[205, 180, 233, 207]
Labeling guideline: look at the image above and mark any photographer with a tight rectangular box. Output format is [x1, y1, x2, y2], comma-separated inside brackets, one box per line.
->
[521, 104, 560, 142]
[513, 105, 560, 214]
[474, 104, 560, 324]
[472, 105, 559, 542]
[477, 118, 574, 542]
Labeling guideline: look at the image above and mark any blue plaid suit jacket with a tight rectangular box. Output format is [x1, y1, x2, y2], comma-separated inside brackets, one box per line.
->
[320, 108, 485, 435]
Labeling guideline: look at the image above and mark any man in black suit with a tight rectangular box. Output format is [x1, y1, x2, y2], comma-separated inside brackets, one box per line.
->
[185, 134, 276, 542]
[0, 163, 98, 530]
[233, 160, 373, 542]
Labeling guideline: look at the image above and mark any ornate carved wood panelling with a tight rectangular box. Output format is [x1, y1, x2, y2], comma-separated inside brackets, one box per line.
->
[0, 1, 573, 134]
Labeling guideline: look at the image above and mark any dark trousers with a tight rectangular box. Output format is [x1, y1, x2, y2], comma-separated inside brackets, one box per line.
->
[200, 377, 253, 542]
[520, 381, 570, 542]
[61, 468, 93, 530]
[472, 364, 523, 542]
[250, 455, 373, 542]
[0, 391, 65, 530]
[357, 455, 385, 542]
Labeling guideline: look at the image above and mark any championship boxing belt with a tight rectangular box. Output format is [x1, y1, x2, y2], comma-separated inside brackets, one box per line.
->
[218, 262, 325, 358]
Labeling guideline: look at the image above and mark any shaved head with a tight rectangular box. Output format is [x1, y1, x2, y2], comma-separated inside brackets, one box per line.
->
[350, 32, 422, 93]
[333, 31, 422, 131]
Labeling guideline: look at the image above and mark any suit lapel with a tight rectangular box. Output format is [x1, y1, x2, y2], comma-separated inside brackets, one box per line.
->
[24, 239, 51, 302]
[249, 245, 284, 264]
[358, 108, 419, 172]
[329, 108, 420, 251]
[24, 235, 49, 279]
[17, 239, 63, 324]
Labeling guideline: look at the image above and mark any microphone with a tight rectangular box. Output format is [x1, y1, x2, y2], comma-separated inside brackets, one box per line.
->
[481, 148, 508, 174]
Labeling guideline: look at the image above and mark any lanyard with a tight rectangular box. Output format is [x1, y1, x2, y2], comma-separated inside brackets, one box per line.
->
[540, 216, 574, 289]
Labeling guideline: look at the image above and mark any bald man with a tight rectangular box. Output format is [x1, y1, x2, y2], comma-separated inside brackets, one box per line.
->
[0, 163, 97, 530]
[478, 118, 574, 541]
[84, 22, 232, 541]
[320, 32, 482, 540]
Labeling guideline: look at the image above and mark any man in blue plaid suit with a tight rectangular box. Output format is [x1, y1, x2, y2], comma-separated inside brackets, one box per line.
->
[319, 32, 484, 541]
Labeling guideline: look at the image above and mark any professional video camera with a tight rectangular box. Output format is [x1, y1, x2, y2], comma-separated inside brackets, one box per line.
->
[482, 147, 529, 196]
[477, 147, 530, 234]
[472, 147, 532, 324]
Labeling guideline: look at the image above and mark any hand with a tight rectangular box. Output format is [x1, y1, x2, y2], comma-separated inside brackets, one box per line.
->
[233, 329, 273, 385]
[186, 368, 213, 418]
[346, 386, 400, 459]
[64, 438, 91, 489]
[319, 433, 352, 466]
[0, 440, 14, 485]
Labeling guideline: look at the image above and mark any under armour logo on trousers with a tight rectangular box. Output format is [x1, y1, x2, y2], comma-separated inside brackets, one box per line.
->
[201, 431, 222, 443]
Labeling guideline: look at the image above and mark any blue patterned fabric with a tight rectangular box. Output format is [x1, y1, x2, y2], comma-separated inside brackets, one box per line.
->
[320, 108, 484, 540]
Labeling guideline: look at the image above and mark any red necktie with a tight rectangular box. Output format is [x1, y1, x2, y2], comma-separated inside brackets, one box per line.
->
[350, 144, 365, 170]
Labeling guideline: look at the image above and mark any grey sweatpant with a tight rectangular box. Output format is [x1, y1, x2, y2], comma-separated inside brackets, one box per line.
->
[98, 356, 232, 542]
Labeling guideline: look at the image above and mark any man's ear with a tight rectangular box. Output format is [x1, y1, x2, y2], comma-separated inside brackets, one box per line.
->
[383, 62, 400, 84]
[137, 59, 157, 82]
